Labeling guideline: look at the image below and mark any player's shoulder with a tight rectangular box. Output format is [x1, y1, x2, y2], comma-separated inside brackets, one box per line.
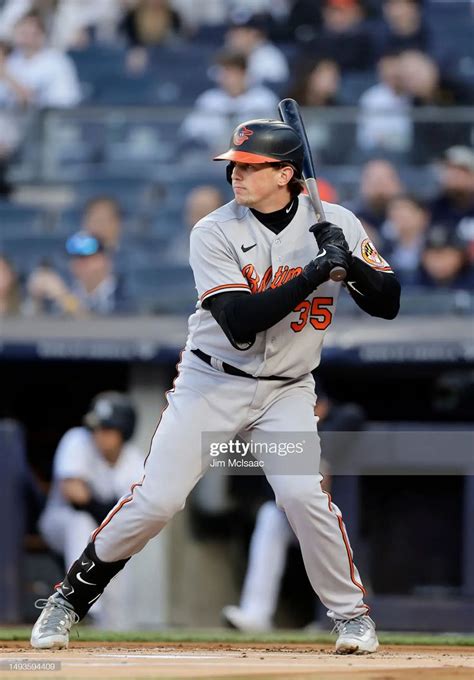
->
[55, 427, 94, 460]
[299, 195, 359, 228]
[57, 426, 90, 447]
[321, 200, 359, 225]
[192, 199, 246, 233]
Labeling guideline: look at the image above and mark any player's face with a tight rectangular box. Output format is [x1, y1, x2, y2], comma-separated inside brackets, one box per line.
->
[231, 162, 293, 212]
[93, 428, 123, 463]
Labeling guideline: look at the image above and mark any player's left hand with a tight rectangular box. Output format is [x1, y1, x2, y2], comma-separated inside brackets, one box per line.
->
[309, 221, 349, 253]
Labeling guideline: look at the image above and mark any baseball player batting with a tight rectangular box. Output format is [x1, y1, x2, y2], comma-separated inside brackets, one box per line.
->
[31, 118, 400, 653]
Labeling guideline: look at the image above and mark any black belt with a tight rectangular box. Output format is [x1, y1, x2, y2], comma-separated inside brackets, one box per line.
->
[191, 349, 291, 381]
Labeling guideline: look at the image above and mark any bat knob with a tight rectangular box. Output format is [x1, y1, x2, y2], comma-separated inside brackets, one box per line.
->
[329, 266, 347, 282]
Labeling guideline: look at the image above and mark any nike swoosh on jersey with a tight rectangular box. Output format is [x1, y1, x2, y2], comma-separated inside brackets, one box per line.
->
[315, 248, 327, 258]
[241, 243, 257, 253]
[347, 280, 364, 296]
[76, 572, 97, 586]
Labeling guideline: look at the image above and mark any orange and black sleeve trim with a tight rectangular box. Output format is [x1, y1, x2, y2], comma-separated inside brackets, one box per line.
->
[201, 283, 250, 304]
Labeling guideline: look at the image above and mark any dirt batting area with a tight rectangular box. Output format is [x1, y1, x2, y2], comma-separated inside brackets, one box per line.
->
[1, 641, 473, 680]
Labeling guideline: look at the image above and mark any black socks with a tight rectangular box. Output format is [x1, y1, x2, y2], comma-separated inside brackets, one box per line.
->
[56, 542, 129, 620]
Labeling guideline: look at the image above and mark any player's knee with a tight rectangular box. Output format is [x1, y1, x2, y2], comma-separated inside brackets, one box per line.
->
[144, 493, 186, 523]
[274, 478, 323, 512]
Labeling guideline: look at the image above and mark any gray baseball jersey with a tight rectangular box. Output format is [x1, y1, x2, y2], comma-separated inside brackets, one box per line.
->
[187, 195, 392, 377]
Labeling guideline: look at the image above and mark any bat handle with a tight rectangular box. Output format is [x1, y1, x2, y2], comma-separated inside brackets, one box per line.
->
[330, 266, 347, 282]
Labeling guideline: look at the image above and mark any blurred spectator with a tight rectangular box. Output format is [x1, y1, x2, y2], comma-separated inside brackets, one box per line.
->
[82, 196, 123, 252]
[430, 146, 474, 261]
[398, 50, 474, 106]
[120, 0, 183, 73]
[316, 177, 339, 204]
[416, 225, 474, 289]
[0, 254, 22, 316]
[398, 51, 474, 161]
[169, 0, 228, 30]
[351, 159, 404, 234]
[376, 0, 428, 56]
[289, 58, 341, 106]
[38, 391, 144, 629]
[356, 50, 412, 154]
[277, 0, 322, 43]
[303, 0, 375, 72]
[287, 59, 351, 164]
[166, 185, 225, 264]
[0, 37, 32, 107]
[382, 194, 429, 284]
[225, 13, 289, 86]
[0, 0, 121, 49]
[0, 0, 57, 41]
[120, 0, 182, 46]
[0, 83, 21, 195]
[26, 232, 130, 316]
[0, 11, 81, 108]
[180, 50, 278, 154]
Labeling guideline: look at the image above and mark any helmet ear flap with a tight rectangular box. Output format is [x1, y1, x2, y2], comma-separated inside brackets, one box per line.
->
[226, 162, 234, 185]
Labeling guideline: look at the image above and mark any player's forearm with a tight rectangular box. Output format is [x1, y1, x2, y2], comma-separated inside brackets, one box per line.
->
[70, 497, 118, 525]
[60, 478, 91, 504]
[346, 258, 400, 319]
[208, 274, 315, 347]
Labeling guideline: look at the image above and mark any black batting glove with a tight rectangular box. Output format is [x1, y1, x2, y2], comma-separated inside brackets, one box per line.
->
[302, 244, 352, 289]
[309, 221, 350, 252]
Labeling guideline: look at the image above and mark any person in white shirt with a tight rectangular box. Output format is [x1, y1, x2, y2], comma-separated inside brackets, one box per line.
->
[38, 392, 144, 629]
[225, 13, 289, 86]
[180, 49, 278, 154]
[356, 50, 412, 154]
[0, 10, 81, 109]
[0, 0, 121, 49]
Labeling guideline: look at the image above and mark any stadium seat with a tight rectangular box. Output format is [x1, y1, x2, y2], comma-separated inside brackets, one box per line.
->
[103, 120, 183, 166]
[117, 235, 171, 272]
[153, 170, 230, 209]
[54, 206, 84, 234]
[1, 234, 67, 274]
[128, 264, 196, 314]
[73, 177, 154, 213]
[68, 46, 127, 74]
[0, 204, 46, 237]
[147, 206, 183, 238]
[339, 72, 377, 105]
[41, 118, 105, 178]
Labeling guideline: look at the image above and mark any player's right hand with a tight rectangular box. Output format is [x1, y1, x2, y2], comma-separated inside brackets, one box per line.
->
[309, 221, 349, 253]
[302, 244, 352, 289]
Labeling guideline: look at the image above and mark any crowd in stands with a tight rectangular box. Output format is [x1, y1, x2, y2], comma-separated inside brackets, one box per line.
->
[0, 0, 473, 317]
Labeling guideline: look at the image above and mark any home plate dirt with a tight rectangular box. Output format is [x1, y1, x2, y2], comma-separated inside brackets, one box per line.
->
[1, 642, 473, 679]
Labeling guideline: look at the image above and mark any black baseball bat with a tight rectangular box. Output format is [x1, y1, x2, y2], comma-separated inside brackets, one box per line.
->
[278, 98, 346, 282]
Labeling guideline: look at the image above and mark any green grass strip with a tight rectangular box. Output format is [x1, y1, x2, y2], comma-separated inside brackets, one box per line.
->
[1, 627, 473, 646]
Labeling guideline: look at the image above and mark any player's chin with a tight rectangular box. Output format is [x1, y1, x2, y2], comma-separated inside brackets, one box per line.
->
[234, 191, 250, 206]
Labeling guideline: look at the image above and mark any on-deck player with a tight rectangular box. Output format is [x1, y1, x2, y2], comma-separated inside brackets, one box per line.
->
[31, 119, 400, 653]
